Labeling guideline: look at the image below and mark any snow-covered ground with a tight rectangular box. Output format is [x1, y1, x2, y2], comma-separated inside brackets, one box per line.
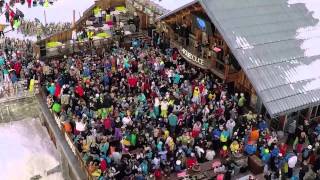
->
[0, 118, 63, 180]
[2, 0, 96, 40]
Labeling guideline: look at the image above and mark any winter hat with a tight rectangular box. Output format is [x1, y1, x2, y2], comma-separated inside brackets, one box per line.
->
[176, 160, 181, 165]
[222, 146, 227, 151]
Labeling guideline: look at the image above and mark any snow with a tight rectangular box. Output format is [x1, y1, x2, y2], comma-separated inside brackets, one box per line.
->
[285, 0, 320, 91]
[4, 30, 37, 41]
[150, 0, 195, 11]
[0, 118, 63, 180]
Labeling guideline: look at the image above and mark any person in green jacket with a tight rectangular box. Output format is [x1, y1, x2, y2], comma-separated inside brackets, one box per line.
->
[3, 67, 10, 82]
[168, 112, 178, 134]
[130, 133, 137, 147]
[238, 93, 246, 107]
[138, 92, 146, 103]
[238, 93, 246, 114]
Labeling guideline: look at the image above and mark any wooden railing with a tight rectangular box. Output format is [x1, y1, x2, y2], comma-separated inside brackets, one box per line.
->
[52, 113, 93, 180]
[38, 89, 92, 180]
[170, 39, 226, 79]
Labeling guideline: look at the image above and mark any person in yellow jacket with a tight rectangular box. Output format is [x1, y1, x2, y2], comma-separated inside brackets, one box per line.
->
[160, 99, 168, 118]
[87, 30, 94, 40]
[91, 169, 101, 177]
[230, 140, 240, 154]
[44, 0, 49, 8]
[29, 79, 35, 92]
[163, 129, 169, 140]
[166, 136, 175, 151]
[192, 86, 200, 104]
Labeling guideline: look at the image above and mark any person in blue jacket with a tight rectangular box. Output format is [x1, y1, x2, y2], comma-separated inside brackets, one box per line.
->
[244, 143, 257, 155]
[212, 127, 222, 151]
[271, 145, 280, 158]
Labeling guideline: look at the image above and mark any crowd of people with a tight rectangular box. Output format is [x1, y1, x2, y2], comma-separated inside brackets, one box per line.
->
[0, 9, 320, 179]
[0, 37, 35, 98]
[35, 37, 320, 179]
[17, 20, 71, 38]
[0, 0, 64, 39]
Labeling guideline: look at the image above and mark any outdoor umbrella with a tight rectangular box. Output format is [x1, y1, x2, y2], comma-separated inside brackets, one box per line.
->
[96, 32, 111, 39]
[46, 41, 63, 48]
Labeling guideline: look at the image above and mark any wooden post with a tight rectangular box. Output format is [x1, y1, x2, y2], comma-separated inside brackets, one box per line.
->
[224, 64, 230, 80]
[282, 115, 288, 131]
[44, 10, 47, 26]
[73, 10, 76, 28]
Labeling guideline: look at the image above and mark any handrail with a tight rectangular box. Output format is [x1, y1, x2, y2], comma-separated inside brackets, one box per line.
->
[37, 90, 88, 180]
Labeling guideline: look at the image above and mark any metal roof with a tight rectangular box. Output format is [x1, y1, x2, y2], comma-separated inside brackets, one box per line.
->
[157, 0, 199, 21]
[199, 0, 320, 117]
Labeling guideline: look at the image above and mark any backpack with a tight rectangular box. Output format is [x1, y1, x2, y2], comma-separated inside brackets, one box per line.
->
[302, 149, 310, 159]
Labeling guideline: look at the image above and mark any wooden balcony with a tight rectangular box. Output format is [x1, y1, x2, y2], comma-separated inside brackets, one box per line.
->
[169, 37, 240, 81]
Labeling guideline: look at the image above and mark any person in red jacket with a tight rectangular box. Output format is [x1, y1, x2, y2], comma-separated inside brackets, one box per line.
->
[75, 84, 84, 97]
[100, 158, 107, 173]
[104, 117, 112, 130]
[127, 75, 138, 93]
[154, 169, 162, 180]
[27, 0, 32, 8]
[14, 61, 22, 78]
[186, 153, 198, 169]
[54, 83, 61, 98]
[279, 143, 288, 155]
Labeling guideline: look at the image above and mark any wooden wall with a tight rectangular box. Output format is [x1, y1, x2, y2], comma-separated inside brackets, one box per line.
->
[235, 70, 255, 94]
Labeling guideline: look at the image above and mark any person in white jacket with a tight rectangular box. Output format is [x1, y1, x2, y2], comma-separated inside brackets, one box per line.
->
[226, 118, 236, 136]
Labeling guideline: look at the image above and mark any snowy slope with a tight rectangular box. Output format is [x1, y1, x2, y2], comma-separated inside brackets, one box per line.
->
[0, 118, 63, 180]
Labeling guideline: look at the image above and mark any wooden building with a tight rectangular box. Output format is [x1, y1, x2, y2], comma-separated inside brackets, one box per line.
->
[158, 1, 258, 109]
[158, 0, 320, 131]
